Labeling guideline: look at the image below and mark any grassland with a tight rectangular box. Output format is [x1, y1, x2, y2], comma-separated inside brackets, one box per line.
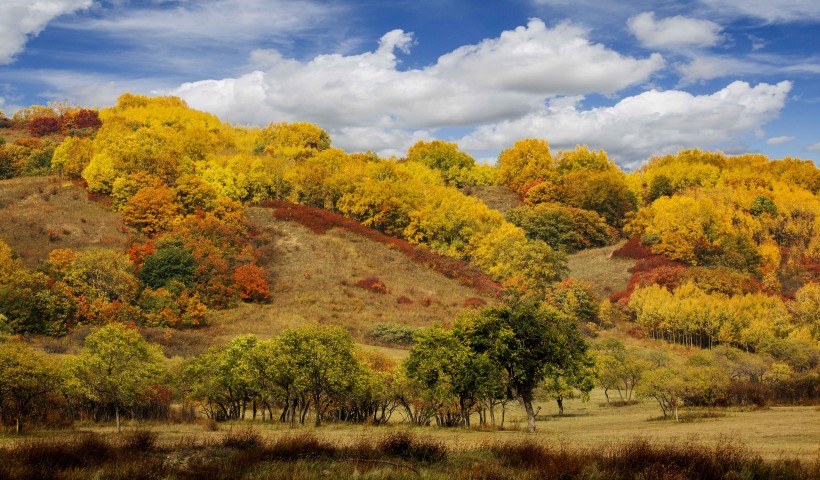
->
[1, 391, 817, 479]
[0, 176, 129, 268]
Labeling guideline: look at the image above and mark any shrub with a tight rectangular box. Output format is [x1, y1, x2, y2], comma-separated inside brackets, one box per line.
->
[376, 431, 446, 463]
[355, 276, 387, 294]
[220, 427, 262, 449]
[28, 116, 61, 136]
[365, 323, 419, 346]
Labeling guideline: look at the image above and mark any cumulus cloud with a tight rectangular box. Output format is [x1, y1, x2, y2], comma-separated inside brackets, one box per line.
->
[0, 0, 92, 64]
[628, 12, 723, 50]
[767, 135, 795, 145]
[172, 19, 663, 153]
[698, 0, 820, 23]
[458, 81, 792, 169]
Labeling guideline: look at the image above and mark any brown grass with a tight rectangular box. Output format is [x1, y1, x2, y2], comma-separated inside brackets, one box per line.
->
[0, 176, 129, 267]
[0, 426, 815, 480]
[260, 200, 502, 297]
[461, 185, 523, 214]
[566, 241, 636, 299]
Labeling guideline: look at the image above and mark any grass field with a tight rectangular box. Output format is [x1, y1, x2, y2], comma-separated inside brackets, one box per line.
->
[566, 242, 636, 299]
[0, 176, 129, 268]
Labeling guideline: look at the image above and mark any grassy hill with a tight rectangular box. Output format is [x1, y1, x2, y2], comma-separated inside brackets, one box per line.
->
[0, 176, 497, 357]
[0, 176, 129, 268]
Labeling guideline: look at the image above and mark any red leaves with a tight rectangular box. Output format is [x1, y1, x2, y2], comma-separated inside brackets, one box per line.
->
[232, 264, 271, 303]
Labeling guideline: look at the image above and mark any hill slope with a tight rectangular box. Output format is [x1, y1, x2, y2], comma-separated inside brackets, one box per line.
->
[0, 176, 129, 267]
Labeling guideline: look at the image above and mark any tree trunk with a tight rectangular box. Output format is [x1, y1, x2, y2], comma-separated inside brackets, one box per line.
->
[522, 395, 537, 433]
[556, 397, 564, 415]
[16, 417, 20, 435]
[115, 406, 121, 433]
[313, 392, 322, 427]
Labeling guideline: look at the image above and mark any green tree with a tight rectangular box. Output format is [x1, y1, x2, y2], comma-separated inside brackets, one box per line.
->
[404, 325, 498, 428]
[67, 323, 165, 432]
[279, 324, 361, 426]
[0, 340, 62, 433]
[139, 243, 197, 291]
[457, 299, 588, 432]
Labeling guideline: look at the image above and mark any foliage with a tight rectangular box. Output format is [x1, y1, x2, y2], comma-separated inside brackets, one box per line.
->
[455, 299, 589, 432]
[506, 202, 617, 253]
[66, 323, 165, 432]
[232, 264, 272, 303]
[0, 340, 63, 431]
[139, 243, 197, 291]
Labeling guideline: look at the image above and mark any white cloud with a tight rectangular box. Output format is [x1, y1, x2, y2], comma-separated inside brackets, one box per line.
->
[698, 0, 820, 23]
[172, 19, 663, 151]
[458, 81, 792, 169]
[677, 53, 820, 84]
[806, 142, 820, 152]
[628, 12, 723, 50]
[0, 0, 92, 64]
[767, 135, 795, 145]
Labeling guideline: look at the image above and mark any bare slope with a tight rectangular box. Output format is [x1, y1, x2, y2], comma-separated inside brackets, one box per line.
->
[566, 242, 635, 299]
[0, 176, 129, 267]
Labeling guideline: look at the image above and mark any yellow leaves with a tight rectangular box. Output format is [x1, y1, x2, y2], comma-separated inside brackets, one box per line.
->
[52, 136, 94, 178]
[121, 184, 181, 235]
[261, 121, 331, 155]
[497, 138, 554, 193]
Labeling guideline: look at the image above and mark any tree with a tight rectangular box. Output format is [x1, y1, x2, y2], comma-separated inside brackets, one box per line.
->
[595, 339, 648, 403]
[63, 249, 139, 304]
[404, 325, 498, 428]
[456, 299, 589, 432]
[67, 323, 165, 432]
[0, 340, 62, 433]
[139, 243, 197, 291]
[541, 351, 596, 415]
[279, 324, 361, 427]
[406, 140, 476, 187]
[497, 138, 555, 194]
[121, 184, 181, 234]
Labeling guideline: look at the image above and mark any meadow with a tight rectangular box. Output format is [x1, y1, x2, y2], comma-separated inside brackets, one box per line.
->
[1, 390, 817, 479]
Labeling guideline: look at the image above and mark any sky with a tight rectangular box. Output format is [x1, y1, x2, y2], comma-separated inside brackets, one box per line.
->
[1, 0, 818, 169]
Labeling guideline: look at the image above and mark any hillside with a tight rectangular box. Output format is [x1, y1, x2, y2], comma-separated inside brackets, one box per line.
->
[0, 176, 496, 357]
[0, 176, 128, 268]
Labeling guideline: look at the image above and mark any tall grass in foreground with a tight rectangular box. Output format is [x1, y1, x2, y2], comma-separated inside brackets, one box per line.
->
[0, 429, 816, 479]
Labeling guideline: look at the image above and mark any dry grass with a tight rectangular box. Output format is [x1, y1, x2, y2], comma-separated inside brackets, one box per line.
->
[461, 185, 523, 214]
[1, 402, 817, 480]
[566, 241, 636, 299]
[0, 176, 129, 267]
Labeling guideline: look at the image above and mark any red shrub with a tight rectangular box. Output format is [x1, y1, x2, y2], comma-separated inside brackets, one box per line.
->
[356, 277, 388, 294]
[28, 116, 61, 136]
[61, 109, 101, 131]
[462, 297, 487, 308]
[396, 295, 413, 304]
[232, 264, 272, 302]
[612, 237, 654, 259]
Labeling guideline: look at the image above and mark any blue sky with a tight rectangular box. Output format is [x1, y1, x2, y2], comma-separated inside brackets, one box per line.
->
[1, 0, 818, 169]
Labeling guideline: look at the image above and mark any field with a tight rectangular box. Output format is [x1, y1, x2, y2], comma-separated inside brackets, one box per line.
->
[1, 391, 817, 479]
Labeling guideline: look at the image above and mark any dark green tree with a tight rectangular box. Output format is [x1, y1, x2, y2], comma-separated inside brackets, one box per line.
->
[456, 299, 589, 432]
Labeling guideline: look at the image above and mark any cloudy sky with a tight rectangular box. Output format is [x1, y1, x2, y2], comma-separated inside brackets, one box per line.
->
[1, 0, 818, 168]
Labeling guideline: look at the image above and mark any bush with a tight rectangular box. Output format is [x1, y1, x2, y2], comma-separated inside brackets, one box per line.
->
[28, 116, 61, 136]
[365, 323, 420, 346]
[355, 276, 387, 294]
[376, 431, 447, 463]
